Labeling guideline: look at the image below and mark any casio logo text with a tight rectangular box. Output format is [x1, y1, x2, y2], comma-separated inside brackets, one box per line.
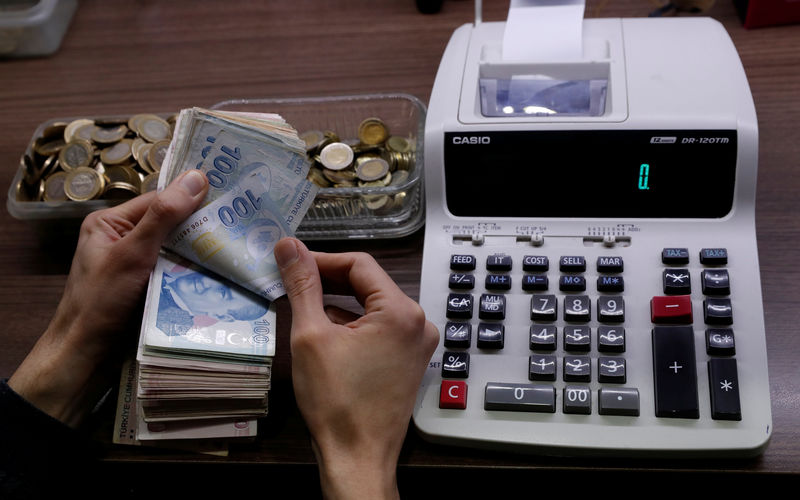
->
[452, 136, 491, 145]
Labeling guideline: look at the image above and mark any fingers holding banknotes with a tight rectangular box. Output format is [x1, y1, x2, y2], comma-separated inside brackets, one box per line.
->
[9, 170, 209, 428]
[276, 237, 439, 500]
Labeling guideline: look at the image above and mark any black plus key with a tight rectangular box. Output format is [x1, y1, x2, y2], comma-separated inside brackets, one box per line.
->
[652, 326, 699, 419]
[708, 358, 742, 421]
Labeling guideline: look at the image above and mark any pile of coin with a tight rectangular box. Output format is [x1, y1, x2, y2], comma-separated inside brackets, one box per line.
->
[16, 113, 175, 202]
[300, 117, 415, 215]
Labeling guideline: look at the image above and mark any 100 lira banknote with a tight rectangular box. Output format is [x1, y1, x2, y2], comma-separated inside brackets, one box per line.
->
[157, 108, 318, 300]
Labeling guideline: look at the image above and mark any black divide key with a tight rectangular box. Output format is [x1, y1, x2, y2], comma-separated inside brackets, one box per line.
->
[652, 326, 699, 419]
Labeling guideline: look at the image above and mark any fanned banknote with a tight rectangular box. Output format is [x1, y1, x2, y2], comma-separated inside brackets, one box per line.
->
[113, 107, 320, 447]
[139, 250, 277, 364]
[157, 107, 318, 301]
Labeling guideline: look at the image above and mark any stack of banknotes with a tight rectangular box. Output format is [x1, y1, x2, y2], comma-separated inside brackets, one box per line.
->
[113, 108, 318, 450]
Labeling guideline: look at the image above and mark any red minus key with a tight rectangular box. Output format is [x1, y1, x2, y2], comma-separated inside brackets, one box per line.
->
[651, 295, 693, 324]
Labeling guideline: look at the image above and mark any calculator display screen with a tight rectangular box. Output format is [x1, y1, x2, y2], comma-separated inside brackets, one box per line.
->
[443, 130, 737, 218]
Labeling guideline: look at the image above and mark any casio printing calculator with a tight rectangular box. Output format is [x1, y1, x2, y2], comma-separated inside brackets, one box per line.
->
[412, 10, 772, 456]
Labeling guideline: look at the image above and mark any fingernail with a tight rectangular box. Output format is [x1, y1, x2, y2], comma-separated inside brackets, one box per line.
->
[275, 238, 299, 269]
[180, 170, 206, 196]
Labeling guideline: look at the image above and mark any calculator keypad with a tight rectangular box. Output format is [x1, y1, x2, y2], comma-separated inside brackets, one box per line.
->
[438, 246, 743, 423]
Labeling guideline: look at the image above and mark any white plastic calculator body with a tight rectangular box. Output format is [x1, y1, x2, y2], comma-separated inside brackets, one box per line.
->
[412, 17, 772, 456]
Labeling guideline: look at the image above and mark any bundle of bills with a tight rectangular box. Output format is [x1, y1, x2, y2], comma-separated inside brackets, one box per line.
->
[114, 108, 317, 448]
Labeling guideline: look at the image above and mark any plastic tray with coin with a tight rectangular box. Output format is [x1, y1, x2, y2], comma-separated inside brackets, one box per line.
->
[7, 93, 426, 241]
[210, 93, 426, 240]
[7, 113, 174, 241]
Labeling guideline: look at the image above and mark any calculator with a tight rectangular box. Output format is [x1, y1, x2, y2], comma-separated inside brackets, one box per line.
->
[412, 16, 772, 456]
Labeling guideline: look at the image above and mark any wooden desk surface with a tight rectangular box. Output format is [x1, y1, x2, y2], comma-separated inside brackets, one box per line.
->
[1, 0, 799, 489]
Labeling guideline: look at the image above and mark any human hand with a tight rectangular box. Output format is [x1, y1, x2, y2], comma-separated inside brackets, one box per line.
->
[275, 237, 438, 500]
[9, 170, 209, 428]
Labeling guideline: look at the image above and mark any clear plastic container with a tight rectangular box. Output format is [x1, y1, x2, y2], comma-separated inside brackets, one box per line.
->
[7, 93, 426, 241]
[0, 0, 77, 58]
[211, 93, 426, 240]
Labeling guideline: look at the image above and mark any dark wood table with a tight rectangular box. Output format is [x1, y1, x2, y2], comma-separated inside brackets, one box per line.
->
[2, 0, 799, 494]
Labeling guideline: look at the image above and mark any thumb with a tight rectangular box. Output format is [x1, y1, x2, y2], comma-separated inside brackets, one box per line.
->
[129, 170, 209, 255]
[275, 237, 328, 331]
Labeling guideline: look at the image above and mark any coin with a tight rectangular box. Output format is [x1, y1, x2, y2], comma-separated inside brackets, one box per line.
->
[138, 143, 155, 173]
[138, 115, 171, 142]
[300, 130, 327, 153]
[141, 172, 159, 193]
[358, 117, 389, 145]
[319, 142, 354, 170]
[64, 119, 95, 142]
[99, 139, 133, 165]
[64, 167, 105, 201]
[43, 171, 69, 202]
[363, 194, 391, 211]
[103, 164, 140, 186]
[147, 139, 170, 171]
[389, 169, 409, 186]
[355, 157, 389, 181]
[307, 167, 331, 188]
[131, 137, 146, 162]
[385, 136, 411, 153]
[103, 181, 140, 199]
[33, 135, 65, 157]
[91, 125, 128, 144]
[58, 140, 94, 170]
[21, 155, 39, 186]
[322, 167, 357, 184]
